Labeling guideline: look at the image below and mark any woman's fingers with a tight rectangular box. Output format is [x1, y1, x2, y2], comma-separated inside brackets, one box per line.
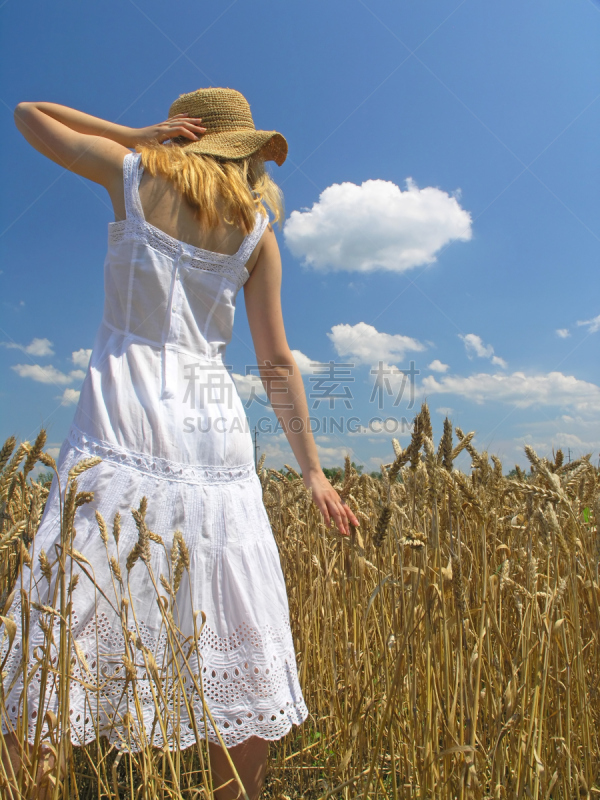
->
[168, 115, 205, 129]
[313, 485, 358, 538]
[157, 118, 207, 141]
[341, 500, 360, 528]
[175, 119, 206, 130]
[317, 496, 336, 531]
[168, 123, 206, 139]
[328, 498, 350, 537]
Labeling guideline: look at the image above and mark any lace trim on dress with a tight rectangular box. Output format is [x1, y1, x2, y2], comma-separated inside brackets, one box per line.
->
[107, 218, 251, 291]
[1, 599, 309, 751]
[67, 425, 257, 486]
[108, 153, 269, 291]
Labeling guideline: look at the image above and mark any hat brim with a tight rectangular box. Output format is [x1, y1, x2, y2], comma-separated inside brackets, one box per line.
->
[174, 130, 287, 166]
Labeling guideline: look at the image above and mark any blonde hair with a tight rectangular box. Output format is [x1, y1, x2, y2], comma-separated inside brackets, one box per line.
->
[134, 142, 285, 234]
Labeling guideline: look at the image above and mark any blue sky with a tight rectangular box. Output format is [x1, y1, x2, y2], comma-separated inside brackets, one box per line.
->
[1, 0, 599, 474]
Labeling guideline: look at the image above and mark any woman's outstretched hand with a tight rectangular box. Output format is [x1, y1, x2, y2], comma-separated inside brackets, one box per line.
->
[133, 114, 206, 146]
[303, 469, 360, 537]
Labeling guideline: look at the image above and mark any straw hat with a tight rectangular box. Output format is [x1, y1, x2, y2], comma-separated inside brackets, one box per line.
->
[168, 87, 288, 166]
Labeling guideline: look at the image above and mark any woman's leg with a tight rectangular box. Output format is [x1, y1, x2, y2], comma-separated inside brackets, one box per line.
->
[4, 727, 269, 799]
[2, 730, 62, 800]
[208, 735, 269, 800]
[1, 731, 21, 799]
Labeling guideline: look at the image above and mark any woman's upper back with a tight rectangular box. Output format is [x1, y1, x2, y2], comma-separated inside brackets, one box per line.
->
[107, 152, 269, 277]
[103, 153, 269, 360]
[137, 172, 248, 256]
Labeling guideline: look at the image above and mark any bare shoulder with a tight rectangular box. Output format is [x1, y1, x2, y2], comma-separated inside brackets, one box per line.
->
[245, 222, 280, 279]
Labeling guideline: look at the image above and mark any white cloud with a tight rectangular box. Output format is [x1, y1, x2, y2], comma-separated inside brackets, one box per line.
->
[428, 359, 449, 373]
[46, 446, 62, 459]
[459, 333, 507, 368]
[233, 354, 323, 401]
[72, 348, 92, 368]
[513, 433, 600, 462]
[316, 443, 357, 468]
[231, 372, 267, 401]
[347, 425, 371, 436]
[347, 420, 413, 438]
[328, 322, 426, 365]
[59, 388, 80, 405]
[254, 434, 295, 470]
[11, 363, 85, 385]
[556, 328, 570, 339]
[422, 370, 600, 413]
[501, 414, 600, 466]
[283, 177, 472, 273]
[290, 349, 325, 375]
[549, 433, 597, 448]
[314, 436, 374, 468]
[1, 337, 54, 356]
[436, 407, 454, 416]
[577, 314, 600, 334]
[69, 369, 87, 382]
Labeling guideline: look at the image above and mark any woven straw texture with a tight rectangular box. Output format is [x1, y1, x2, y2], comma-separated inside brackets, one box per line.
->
[168, 88, 287, 166]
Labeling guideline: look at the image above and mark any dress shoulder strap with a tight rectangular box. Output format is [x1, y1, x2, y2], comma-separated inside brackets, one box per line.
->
[238, 211, 270, 265]
[123, 152, 146, 221]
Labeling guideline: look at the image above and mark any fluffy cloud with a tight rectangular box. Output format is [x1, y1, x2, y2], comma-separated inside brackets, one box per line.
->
[283, 178, 472, 273]
[513, 433, 600, 463]
[72, 348, 92, 368]
[315, 442, 357, 468]
[59, 388, 80, 405]
[556, 328, 570, 339]
[291, 349, 325, 375]
[232, 352, 323, 403]
[428, 359, 449, 373]
[9, 343, 89, 387]
[459, 333, 506, 368]
[577, 314, 600, 334]
[328, 322, 426, 365]
[436, 406, 454, 416]
[253, 433, 295, 470]
[422, 370, 600, 413]
[1, 337, 54, 356]
[500, 413, 600, 465]
[11, 363, 85, 385]
[231, 373, 267, 401]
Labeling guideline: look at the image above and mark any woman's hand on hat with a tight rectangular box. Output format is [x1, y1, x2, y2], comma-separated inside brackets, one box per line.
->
[132, 114, 206, 146]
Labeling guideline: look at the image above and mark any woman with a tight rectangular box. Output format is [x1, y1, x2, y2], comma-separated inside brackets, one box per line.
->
[1, 88, 359, 799]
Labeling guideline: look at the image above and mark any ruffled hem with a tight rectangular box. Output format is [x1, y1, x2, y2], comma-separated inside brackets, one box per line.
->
[1, 600, 309, 751]
[0, 708, 310, 752]
[1, 433, 309, 750]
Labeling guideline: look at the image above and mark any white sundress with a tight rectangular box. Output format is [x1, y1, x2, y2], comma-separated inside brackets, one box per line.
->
[1, 151, 309, 751]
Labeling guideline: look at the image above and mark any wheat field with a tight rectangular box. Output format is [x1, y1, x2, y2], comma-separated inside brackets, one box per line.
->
[0, 402, 599, 799]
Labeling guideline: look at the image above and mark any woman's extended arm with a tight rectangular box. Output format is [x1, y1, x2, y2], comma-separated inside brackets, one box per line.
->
[244, 226, 360, 537]
[13, 101, 205, 186]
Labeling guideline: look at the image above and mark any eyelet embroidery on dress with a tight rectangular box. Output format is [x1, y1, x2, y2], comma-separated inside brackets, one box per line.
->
[67, 424, 256, 486]
[108, 153, 269, 292]
[1, 599, 309, 751]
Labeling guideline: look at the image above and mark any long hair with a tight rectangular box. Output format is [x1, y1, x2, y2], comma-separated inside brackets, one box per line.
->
[135, 141, 285, 234]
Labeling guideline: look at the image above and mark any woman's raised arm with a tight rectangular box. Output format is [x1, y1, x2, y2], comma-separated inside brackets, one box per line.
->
[13, 102, 206, 187]
[244, 225, 359, 537]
